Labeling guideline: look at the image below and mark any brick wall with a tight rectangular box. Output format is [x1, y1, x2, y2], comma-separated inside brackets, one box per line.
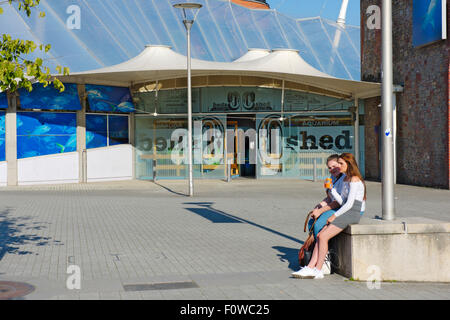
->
[364, 96, 381, 181]
[361, 0, 450, 189]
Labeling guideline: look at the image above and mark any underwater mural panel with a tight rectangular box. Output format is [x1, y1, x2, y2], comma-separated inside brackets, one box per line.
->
[0, 92, 8, 109]
[17, 112, 77, 159]
[86, 114, 107, 149]
[0, 112, 5, 161]
[18, 83, 81, 110]
[86, 84, 135, 113]
[413, 0, 446, 47]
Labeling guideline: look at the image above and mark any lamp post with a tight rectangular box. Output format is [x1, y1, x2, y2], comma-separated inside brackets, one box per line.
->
[381, 0, 395, 220]
[173, 2, 202, 197]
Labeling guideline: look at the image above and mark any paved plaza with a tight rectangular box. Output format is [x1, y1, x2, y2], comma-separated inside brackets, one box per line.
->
[0, 178, 449, 300]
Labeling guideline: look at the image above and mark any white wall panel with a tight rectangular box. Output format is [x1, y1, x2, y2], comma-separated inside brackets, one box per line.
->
[0, 162, 7, 186]
[87, 144, 133, 182]
[18, 152, 79, 185]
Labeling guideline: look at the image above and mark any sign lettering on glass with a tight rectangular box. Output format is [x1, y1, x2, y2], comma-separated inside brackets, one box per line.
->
[204, 87, 281, 112]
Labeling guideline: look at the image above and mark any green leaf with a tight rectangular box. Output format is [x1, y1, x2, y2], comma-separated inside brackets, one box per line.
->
[0, 0, 67, 93]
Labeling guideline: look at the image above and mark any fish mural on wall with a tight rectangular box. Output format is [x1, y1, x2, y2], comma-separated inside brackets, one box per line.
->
[86, 114, 108, 148]
[413, 0, 445, 47]
[86, 84, 135, 113]
[0, 112, 5, 161]
[18, 83, 82, 110]
[423, 0, 439, 31]
[0, 92, 8, 109]
[17, 112, 77, 159]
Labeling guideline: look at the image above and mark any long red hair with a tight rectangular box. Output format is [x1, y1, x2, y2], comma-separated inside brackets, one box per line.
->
[339, 153, 366, 200]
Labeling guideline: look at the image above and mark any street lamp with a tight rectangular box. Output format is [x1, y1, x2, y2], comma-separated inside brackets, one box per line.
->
[173, 2, 202, 197]
[381, 0, 395, 220]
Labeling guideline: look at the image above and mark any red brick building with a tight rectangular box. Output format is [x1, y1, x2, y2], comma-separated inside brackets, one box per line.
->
[361, 0, 449, 189]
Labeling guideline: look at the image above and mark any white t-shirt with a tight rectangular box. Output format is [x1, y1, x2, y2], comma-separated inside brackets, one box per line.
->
[333, 181, 366, 217]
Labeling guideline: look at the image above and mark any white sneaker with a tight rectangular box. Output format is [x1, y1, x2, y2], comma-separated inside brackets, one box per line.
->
[291, 266, 316, 279]
[313, 268, 324, 279]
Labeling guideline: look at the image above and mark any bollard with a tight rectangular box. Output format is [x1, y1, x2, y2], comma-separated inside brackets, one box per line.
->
[227, 158, 232, 182]
[153, 158, 157, 181]
[313, 158, 317, 182]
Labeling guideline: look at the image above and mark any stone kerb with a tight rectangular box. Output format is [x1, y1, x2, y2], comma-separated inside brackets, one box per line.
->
[332, 217, 450, 283]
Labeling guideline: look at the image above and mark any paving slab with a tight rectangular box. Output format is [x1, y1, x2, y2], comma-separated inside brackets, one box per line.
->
[0, 179, 448, 300]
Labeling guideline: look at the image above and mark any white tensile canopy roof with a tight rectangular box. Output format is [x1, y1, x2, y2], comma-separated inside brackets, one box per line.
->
[57, 45, 380, 99]
[233, 48, 271, 62]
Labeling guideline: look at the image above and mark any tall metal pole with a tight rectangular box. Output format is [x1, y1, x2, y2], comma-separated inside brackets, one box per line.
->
[184, 20, 194, 197]
[381, 0, 395, 220]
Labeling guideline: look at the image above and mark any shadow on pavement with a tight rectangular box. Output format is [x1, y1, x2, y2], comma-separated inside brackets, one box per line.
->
[184, 207, 243, 223]
[0, 207, 62, 261]
[272, 246, 300, 271]
[184, 202, 303, 244]
[153, 181, 188, 197]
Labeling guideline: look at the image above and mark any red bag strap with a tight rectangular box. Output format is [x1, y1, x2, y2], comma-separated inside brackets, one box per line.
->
[303, 211, 317, 234]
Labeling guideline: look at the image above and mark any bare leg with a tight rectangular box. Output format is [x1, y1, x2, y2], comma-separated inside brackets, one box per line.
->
[306, 226, 328, 269]
[306, 241, 319, 269]
[315, 224, 343, 271]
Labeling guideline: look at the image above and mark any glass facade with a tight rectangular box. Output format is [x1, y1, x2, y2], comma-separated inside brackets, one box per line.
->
[1, 0, 366, 182]
[135, 115, 227, 180]
[1, 0, 361, 80]
[134, 85, 364, 181]
[86, 114, 130, 149]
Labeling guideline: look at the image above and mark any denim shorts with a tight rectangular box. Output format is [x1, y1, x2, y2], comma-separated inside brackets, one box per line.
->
[308, 209, 337, 239]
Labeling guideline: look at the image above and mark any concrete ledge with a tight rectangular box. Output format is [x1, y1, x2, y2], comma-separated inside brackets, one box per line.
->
[332, 217, 450, 282]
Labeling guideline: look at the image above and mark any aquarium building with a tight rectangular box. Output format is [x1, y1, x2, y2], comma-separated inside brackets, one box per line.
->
[0, 0, 380, 185]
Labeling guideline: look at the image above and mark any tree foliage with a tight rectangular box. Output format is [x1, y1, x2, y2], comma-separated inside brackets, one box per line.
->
[0, 0, 69, 93]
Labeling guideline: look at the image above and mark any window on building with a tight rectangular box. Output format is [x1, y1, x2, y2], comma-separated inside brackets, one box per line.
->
[86, 114, 129, 149]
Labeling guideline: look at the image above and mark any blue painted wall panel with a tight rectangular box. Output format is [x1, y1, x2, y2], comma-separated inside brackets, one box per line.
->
[0, 92, 8, 109]
[18, 83, 81, 110]
[0, 112, 5, 161]
[86, 114, 107, 149]
[86, 84, 135, 113]
[17, 112, 77, 159]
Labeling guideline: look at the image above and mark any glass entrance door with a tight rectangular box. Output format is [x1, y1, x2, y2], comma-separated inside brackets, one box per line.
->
[227, 120, 239, 176]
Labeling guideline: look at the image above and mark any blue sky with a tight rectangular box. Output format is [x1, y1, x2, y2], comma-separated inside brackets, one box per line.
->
[268, 0, 360, 26]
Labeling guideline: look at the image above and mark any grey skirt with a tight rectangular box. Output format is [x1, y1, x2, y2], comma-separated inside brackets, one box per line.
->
[331, 200, 363, 230]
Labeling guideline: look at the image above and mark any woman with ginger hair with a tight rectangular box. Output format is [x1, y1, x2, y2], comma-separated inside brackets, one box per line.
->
[293, 152, 366, 279]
